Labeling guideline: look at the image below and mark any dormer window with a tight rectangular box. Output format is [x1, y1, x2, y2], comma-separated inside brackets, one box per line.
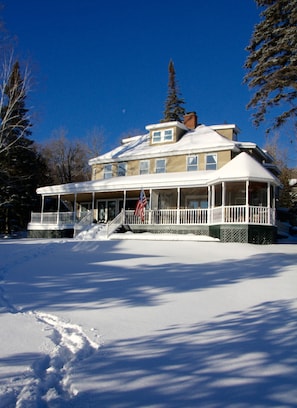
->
[164, 129, 173, 141]
[152, 128, 173, 144]
[152, 131, 161, 143]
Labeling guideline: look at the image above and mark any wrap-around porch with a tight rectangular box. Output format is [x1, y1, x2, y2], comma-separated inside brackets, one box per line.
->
[28, 180, 276, 241]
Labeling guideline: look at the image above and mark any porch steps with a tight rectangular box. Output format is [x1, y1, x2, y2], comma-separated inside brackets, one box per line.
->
[75, 223, 108, 240]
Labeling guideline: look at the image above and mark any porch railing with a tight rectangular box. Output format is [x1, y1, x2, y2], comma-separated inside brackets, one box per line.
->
[29, 211, 75, 225]
[212, 206, 275, 225]
[29, 206, 275, 228]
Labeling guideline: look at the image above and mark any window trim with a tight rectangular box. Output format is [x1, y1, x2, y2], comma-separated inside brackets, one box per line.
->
[117, 162, 127, 177]
[139, 160, 150, 175]
[205, 153, 217, 170]
[155, 158, 166, 173]
[187, 155, 198, 171]
[103, 164, 113, 179]
[152, 128, 173, 144]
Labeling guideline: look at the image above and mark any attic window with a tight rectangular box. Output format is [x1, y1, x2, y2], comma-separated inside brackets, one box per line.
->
[152, 128, 173, 143]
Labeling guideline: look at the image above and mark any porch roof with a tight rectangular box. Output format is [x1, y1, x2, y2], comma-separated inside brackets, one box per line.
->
[209, 152, 280, 185]
[36, 170, 214, 196]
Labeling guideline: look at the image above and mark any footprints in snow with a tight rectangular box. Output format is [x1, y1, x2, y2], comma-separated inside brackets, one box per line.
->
[13, 312, 100, 407]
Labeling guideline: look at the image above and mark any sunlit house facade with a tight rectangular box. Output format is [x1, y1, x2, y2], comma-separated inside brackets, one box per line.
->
[28, 112, 280, 243]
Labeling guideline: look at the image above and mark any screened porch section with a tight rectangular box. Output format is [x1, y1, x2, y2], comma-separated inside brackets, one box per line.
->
[122, 181, 274, 225]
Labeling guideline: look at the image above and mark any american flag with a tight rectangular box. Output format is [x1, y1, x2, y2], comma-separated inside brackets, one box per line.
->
[134, 189, 147, 222]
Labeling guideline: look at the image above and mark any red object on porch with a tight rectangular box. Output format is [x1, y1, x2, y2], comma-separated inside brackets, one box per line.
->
[134, 189, 147, 222]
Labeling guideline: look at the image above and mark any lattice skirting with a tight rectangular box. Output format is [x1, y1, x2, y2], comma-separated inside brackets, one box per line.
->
[210, 225, 277, 244]
[27, 229, 74, 239]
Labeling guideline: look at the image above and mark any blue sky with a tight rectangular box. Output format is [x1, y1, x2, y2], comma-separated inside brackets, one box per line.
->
[3, 0, 270, 153]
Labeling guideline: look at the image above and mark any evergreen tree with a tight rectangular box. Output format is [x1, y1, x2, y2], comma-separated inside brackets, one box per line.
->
[244, 0, 297, 134]
[162, 60, 185, 122]
[0, 61, 47, 235]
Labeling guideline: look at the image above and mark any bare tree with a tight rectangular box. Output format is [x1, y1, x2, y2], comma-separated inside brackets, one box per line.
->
[0, 53, 32, 154]
[85, 126, 105, 158]
[264, 133, 294, 207]
[41, 128, 92, 184]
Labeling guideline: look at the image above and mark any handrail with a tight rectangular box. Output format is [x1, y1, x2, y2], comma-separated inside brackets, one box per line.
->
[106, 210, 124, 237]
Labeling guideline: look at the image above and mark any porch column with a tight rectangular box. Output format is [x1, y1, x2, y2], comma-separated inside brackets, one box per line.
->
[211, 185, 215, 224]
[41, 195, 45, 224]
[57, 194, 61, 225]
[267, 182, 271, 224]
[177, 187, 180, 224]
[149, 188, 152, 224]
[123, 190, 126, 223]
[91, 192, 95, 220]
[207, 186, 211, 225]
[222, 182, 225, 223]
[272, 184, 276, 224]
[245, 180, 249, 223]
[73, 193, 77, 223]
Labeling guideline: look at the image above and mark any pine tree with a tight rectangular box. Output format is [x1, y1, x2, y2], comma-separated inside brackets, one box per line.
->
[244, 0, 297, 134]
[0, 61, 47, 235]
[162, 60, 185, 122]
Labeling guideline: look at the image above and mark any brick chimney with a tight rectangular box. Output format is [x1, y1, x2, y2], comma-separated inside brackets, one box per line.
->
[184, 112, 198, 129]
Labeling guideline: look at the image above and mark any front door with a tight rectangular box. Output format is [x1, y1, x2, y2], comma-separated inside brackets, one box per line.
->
[97, 200, 117, 222]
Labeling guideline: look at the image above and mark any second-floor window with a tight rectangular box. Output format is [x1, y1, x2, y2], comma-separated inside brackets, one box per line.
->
[104, 164, 113, 179]
[155, 158, 166, 173]
[205, 154, 217, 170]
[139, 160, 149, 175]
[187, 155, 198, 171]
[152, 128, 173, 143]
[118, 162, 127, 177]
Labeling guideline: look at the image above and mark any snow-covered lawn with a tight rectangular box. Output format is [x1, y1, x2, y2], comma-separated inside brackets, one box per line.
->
[0, 235, 296, 407]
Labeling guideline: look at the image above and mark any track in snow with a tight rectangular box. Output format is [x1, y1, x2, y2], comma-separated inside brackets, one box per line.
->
[4, 312, 100, 408]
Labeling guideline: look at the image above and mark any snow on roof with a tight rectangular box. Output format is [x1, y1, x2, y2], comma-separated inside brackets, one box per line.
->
[145, 121, 188, 131]
[37, 153, 280, 196]
[210, 152, 280, 185]
[37, 170, 214, 195]
[89, 124, 238, 165]
[210, 124, 240, 133]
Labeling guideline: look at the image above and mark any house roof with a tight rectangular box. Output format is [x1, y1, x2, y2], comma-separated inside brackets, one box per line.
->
[89, 124, 239, 165]
[209, 152, 280, 185]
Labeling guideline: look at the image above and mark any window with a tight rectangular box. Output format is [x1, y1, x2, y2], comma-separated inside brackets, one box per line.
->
[152, 128, 173, 143]
[164, 129, 173, 141]
[140, 160, 149, 175]
[187, 155, 198, 171]
[118, 162, 127, 177]
[152, 131, 161, 143]
[205, 154, 217, 170]
[103, 164, 113, 179]
[155, 158, 166, 173]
